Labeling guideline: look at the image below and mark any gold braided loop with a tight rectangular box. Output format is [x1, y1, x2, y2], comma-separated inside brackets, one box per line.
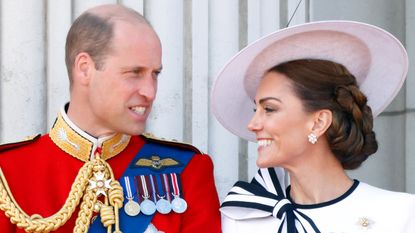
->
[108, 180, 124, 233]
[74, 157, 124, 233]
[74, 189, 97, 233]
[101, 158, 124, 233]
[108, 181, 124, 208]
[74, 157, 109, 233]
[100, 204, 115, 227]
[0, 161, 95, 233]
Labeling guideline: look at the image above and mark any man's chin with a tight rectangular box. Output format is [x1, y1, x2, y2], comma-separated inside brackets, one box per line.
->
[123, 126, 146, 136]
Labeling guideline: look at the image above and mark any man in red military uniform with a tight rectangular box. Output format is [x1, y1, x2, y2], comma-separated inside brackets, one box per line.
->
[0, 4, 220, 233]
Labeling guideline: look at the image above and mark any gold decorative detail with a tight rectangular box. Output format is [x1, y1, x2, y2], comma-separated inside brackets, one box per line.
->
[0, 108, 130, 232]
[58, 128, 81, 151]
[0, 134, 40, 150]
[141, 132, 204, 154]
[141, 132, 157, 139]
[49, 113, 93, 161]
[0, 155, 124, 233]
[103, 134, 130, 155]
[49, 112, 130, 162]
[357, 217, 373, 229]
[135, 156, 179, 170]
[23, 135, 38, 141]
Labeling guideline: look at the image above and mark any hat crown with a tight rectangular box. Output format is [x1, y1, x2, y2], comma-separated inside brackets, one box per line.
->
[211, 20, 408, 142]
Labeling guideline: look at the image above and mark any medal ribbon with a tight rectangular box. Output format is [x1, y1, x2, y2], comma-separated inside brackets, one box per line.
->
[155, 175, 166, 200]
[221, 168, 321, 233]
[140, 175, 150, 199]
[149, 175, 157, 203]
[123, 176, 134, 200]
[162, 174, 171, 201]
[133, 176, 141, 202]
[170, 173, 181, 197]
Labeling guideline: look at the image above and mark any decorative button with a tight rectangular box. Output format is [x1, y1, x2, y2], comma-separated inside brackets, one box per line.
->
[357, 217, 374, 229]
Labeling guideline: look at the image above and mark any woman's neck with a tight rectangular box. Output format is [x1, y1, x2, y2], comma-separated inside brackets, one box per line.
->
[286, 150, 353, 205]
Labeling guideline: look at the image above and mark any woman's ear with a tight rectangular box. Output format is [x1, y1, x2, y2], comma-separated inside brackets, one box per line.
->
[310, 109, 332, 137]
[72, 52, 95, 86]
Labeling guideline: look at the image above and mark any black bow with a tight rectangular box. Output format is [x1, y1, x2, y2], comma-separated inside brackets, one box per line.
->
[221, 168, 321, 233]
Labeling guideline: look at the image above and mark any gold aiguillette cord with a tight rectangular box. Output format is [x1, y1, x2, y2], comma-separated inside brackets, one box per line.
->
[0, 156, 124, 233]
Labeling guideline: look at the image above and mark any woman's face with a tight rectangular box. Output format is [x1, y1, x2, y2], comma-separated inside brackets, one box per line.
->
[248, 71, 315, 169]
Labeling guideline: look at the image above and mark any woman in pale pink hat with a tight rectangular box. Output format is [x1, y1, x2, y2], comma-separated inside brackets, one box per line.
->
[212, 21, 415, 233]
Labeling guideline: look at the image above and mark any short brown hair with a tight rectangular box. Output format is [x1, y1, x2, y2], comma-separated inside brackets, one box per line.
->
[65, 5, 150, 87]
[268, 59, 378, 169]
[65, 12, 113, 84]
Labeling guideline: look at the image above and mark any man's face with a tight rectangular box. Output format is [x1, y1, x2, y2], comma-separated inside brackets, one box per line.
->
[86, 21, 162, 136]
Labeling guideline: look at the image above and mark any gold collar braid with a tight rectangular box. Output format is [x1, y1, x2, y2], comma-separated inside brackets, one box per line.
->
[49, 110, 131, 162]
[0, 107, 131, 232]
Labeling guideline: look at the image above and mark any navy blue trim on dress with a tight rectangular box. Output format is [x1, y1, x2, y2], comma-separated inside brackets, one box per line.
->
[286, 179, 360, 209]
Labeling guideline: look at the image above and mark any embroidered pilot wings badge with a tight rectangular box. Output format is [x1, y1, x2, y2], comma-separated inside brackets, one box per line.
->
[135, 155, 180, 170]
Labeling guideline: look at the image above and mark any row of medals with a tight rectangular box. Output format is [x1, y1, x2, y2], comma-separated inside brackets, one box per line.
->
[123, 175, 187, 216]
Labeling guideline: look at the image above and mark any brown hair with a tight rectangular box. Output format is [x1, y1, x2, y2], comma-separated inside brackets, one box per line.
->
[65, 5, 150, 87]
[65, 12, 113, 85]
[268, 59, 378, 169]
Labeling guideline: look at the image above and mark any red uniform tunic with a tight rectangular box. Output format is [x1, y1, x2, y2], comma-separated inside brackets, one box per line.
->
[0, 113, 221, 233]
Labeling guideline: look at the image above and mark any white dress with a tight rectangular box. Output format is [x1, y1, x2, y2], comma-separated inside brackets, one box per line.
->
[221, 169, 415, 233]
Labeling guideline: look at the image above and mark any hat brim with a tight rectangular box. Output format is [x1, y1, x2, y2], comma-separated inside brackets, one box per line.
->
[211, 20, 408, 142]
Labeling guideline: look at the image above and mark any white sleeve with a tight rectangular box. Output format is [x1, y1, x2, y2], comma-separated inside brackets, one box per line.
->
[403, 195, 415, 233]
[221, 213, 238, 233]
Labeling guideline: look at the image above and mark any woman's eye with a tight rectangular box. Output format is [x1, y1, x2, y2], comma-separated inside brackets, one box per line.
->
[264, 107, 275, 113]
[253, 108, 257, 112]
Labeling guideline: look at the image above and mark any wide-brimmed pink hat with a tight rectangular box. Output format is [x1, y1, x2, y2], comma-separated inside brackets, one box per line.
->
[211, 20, 408, 142]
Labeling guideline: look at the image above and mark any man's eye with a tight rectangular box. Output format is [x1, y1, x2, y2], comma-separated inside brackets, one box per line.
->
[131, 69, 141, 74]
[153, 71, 161, 79]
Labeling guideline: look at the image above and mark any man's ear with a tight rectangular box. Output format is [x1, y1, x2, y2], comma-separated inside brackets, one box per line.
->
[310, 109, 332, 137]
[72, 52, 95, 86]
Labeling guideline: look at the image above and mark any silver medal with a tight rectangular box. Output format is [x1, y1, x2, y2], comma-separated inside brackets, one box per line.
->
[156, 198, 172, 214]
[123, 176, 140, 216]
[124, 199, 140, 216]
[171, 196, 187, 213]
[140, 199, 156, 215]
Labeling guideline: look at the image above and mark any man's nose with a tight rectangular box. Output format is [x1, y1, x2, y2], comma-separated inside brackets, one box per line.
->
[138, 75, 157, 101]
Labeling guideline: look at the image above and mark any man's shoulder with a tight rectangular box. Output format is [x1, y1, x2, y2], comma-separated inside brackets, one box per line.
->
[139, 133, 203, 155]
[0, 134, 42, 154]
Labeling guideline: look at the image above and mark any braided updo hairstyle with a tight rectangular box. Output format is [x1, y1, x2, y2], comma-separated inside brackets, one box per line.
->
[267, 59, 378, 169]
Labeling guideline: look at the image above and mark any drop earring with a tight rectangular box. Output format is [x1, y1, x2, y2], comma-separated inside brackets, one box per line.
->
[308, 132, 318, 144]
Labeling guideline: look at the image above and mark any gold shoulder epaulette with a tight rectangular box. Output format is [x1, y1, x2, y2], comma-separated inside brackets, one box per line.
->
[0, 134, 41, 153]
[141, 133, 203, 154]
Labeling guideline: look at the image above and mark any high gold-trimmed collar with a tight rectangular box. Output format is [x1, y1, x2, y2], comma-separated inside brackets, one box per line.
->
[49, 107, 131, 162]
